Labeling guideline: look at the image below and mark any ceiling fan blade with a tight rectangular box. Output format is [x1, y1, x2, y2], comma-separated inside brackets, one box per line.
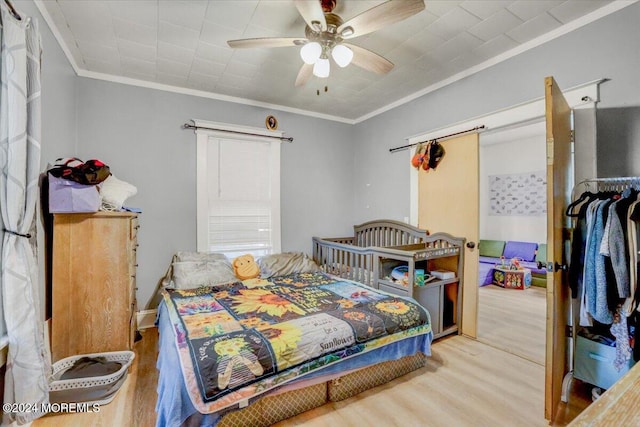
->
[294, 0, 327, 32]
[338, 0, 425, 39]
[227, 37, 305, 49]
[344, 43, 394, 75]
[295, 63, 313, 87]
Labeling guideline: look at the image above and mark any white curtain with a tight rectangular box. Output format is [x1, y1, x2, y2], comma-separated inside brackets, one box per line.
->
[0, 4, 50, 424]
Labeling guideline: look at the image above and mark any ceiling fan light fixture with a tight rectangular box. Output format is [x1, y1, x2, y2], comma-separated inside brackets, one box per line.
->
[340, 26, 354, 37]
[310, 20, 323, 32]
[313, 57, 330, 78]
[332, 44, 353, 67]
[300, 41, 322, 64]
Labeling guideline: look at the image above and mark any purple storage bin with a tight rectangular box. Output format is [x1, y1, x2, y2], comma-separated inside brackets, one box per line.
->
[48, 174, 100, 213]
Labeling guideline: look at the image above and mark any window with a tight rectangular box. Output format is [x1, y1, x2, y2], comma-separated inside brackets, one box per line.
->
[195, 120, 281, 258]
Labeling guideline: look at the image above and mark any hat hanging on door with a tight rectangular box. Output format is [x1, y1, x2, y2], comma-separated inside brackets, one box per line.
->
[410, 140, 445, 171]
[411, 143, 427, 169]
[427, 141, 445, 170]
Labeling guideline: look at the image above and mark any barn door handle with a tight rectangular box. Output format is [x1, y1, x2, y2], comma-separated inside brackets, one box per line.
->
[547, 262, 568, 272]
[466, 241, 476, 249]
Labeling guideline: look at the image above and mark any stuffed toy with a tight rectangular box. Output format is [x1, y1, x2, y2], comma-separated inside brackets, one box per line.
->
[233, 254, 260, 280]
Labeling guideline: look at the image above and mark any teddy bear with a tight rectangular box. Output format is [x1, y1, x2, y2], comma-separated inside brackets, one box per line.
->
[232, 254, 261, 280]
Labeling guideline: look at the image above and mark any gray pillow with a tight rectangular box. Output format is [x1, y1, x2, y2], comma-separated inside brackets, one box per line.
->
[175, 251, 229, 262]
[258, 252, 319, 278]
[172, 260, 236, 289]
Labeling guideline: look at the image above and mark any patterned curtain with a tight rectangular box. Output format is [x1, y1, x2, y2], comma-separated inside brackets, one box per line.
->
[0, 4, 50, 424]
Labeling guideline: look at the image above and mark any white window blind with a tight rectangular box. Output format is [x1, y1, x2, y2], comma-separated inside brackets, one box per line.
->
[196, 122, 281, 258]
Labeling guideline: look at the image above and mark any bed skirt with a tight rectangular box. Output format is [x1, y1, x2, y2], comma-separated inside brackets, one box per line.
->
[216, 352, 426, 427]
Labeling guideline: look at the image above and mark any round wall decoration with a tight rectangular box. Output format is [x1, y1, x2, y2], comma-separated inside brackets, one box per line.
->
[265, 115, 278, 131]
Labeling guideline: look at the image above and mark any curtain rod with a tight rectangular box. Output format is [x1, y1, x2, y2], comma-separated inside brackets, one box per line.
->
[3, 0, 22, 20]
[182, 123, 293, 142]
[389, 125, 485, 153]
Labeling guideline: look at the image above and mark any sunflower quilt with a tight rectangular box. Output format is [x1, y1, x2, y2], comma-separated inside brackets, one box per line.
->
[162, 272, 431, 413]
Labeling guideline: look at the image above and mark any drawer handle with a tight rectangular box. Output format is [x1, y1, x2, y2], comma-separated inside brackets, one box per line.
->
[588, 352, 610, 363]
[135, 225, 140, 230]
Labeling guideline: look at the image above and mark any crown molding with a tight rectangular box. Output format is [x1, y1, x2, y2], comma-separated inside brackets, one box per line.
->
[76, 69, 355, 124]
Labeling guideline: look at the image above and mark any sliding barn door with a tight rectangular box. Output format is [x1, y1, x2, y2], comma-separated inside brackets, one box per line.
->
[544, 76, 572, 422]
[418, 133, 479, 338]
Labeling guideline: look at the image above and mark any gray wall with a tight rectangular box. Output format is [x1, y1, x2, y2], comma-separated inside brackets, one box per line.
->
[75, 79, 355, 308]
[15, 0, 77, 165]
[352, 1, 640, 223]
[597, 107, 640, 177]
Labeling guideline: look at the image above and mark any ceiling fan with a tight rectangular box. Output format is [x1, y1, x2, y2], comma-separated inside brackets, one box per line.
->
[227, 0, 425, 87]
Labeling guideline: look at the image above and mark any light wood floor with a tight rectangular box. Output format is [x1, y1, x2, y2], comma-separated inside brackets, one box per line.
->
[33, 329, 158, 427]
[477, 284, 547, 365]
[33, 325, 592, 427]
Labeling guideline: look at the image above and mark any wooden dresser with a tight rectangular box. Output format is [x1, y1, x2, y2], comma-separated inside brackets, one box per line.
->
[51, 212, 139, 362]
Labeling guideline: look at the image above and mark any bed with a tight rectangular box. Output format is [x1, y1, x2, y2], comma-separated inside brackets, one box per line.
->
[312, 219, 429, 285]
[155, 252, 433, 427]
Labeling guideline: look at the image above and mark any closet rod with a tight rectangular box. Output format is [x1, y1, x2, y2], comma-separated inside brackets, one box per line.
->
[389, 125, 485, 153]
[572, 176, 640, 199]
[182, 123, 293, 142]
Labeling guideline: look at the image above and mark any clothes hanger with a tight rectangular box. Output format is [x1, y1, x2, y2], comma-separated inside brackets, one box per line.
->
[621, 187, 637, 199]
[566, 191, 596, 217]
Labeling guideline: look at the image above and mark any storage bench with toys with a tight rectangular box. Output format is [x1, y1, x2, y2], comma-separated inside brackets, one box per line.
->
[478, 240, 546, 288]
[492, 266, 532, 289]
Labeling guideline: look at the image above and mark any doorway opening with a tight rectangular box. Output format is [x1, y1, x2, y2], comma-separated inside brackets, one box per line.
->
[476, 120, 547, 365]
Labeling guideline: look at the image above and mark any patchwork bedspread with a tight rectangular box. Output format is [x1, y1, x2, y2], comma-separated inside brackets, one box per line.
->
[162, 272, 431, 414]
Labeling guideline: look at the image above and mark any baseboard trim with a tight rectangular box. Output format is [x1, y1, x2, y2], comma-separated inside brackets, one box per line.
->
[137, 309, 158, 330]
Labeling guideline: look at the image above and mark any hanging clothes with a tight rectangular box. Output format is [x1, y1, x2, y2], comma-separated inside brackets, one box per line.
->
[580, 199, 603, 326]
[624, 196, 640, 315]
[568, 194, 595, 299]
[592, 199, 615, 324]
[630, 202, 640, 313]
[603, 192, 638, 299]
[569, 182, 640, 374]
[573, 190, 640, 325]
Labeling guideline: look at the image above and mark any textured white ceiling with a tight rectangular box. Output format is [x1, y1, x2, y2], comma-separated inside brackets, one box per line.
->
[38, 0, 621, 121]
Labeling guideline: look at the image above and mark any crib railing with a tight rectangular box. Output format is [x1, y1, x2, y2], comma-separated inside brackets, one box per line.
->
[354, 220, 428, 248]
[312, 220, 429, 286]
[312, 237, 375, 285]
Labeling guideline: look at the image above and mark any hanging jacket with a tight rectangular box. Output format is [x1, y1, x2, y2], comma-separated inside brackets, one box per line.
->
[581, 200, 601, 326]
[592, 199, 615, 324]
[569, 201, 591, 299]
